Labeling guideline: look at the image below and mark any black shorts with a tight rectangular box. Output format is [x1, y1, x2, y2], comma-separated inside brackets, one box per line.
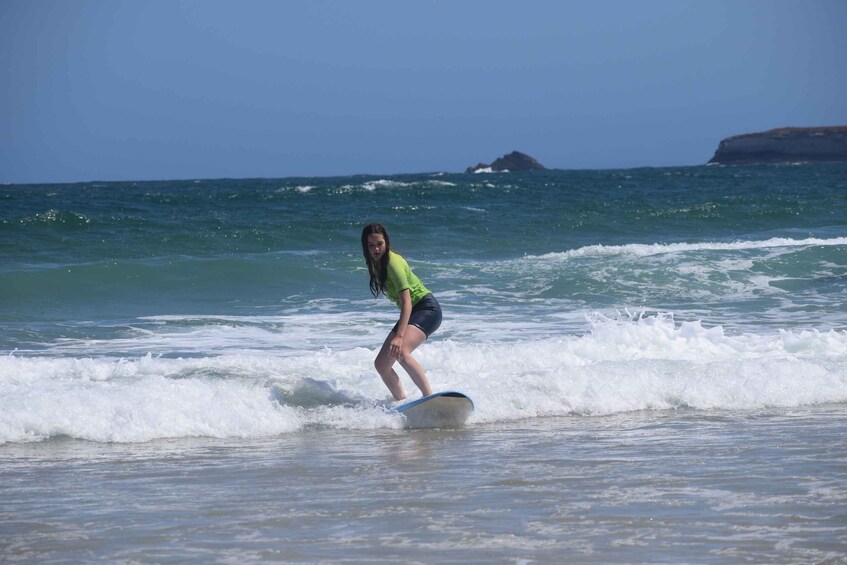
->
[392, 293, 442, 339]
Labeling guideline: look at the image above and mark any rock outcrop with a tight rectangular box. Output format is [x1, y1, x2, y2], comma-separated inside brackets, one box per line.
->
[708, 126, 847, 164]
[466, 151, 545, 173]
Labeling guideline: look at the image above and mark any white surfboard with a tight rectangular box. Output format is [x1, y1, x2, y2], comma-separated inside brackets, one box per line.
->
[395, 391, 474, 428]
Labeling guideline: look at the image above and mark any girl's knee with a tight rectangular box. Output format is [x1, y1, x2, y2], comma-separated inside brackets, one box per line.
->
[397, 352, 415, 368]
[374, 355, 392, 375]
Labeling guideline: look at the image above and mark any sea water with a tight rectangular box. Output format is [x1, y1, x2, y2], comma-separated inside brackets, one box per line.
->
[1, 164, 846, 562]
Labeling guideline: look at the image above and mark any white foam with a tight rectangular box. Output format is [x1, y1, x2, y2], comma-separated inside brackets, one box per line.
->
[353, 179, 459, 191]
[0, 351, 403, 444]
[0, 356, 302, 443]
[538, 236, 847, 261]
[46, 310, 392, 357]
[2, 315, 845, 443]
[362, 179, 413, 191]
[428, 314, 847, 422]
[337, 179, 460, 193]
[450, 236, 847, 328]
[274, 185, 316, 193]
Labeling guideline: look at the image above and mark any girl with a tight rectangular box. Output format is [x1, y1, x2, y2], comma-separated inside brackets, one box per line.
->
[361, 223, 442, 401]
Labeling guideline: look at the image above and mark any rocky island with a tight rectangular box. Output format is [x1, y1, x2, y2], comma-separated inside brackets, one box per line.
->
[708, 126, 847, 165]
[466, 151, 545, 173]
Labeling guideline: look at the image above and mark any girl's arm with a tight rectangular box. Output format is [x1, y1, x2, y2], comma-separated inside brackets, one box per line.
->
[390, 289, 412, 359]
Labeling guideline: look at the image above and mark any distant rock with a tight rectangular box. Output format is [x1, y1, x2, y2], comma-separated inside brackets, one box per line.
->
[708, 126, 847, 165]
[466, 151, 546, 174]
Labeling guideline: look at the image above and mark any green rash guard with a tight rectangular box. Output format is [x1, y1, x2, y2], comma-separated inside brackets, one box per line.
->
[382, 250, 431, 308]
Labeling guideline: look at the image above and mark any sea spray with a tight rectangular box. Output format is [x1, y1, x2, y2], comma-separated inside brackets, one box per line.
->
[3, 315, 845, 443]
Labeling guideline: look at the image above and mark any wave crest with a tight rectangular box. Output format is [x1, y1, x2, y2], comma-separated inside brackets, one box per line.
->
[2, 316, 846, 443]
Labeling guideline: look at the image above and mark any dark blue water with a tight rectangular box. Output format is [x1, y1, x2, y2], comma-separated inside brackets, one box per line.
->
[3, 164, 845, 347]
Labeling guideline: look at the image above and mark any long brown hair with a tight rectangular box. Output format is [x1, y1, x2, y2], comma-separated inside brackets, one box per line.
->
[361, 223, 391, 297]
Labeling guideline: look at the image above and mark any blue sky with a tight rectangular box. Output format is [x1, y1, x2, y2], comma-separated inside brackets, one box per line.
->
[2, 0, 846, 183]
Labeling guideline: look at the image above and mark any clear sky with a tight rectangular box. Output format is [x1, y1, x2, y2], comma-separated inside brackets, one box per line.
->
[2, 0, 846, 183]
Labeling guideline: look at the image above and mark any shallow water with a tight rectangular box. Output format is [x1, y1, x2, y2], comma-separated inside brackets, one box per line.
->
[3, 405, 845, 564]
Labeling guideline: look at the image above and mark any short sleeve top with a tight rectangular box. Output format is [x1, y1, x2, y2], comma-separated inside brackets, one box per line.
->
[383, 251, 431, 307]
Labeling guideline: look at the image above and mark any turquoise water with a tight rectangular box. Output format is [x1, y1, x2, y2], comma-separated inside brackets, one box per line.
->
[2, 164, 846, 562]
[3, 165, 846, 353]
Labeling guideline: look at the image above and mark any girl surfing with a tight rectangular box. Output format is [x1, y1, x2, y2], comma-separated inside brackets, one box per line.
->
[361, 223, 442, 401]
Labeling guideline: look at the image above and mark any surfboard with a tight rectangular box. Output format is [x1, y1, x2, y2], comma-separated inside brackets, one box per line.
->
[395, 391, 474, 428]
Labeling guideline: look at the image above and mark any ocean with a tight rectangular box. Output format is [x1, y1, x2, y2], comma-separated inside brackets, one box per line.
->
[2, 164, 846, 563]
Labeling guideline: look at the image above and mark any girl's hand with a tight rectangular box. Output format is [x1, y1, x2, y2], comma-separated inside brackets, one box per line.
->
[389, 334, 404, 359]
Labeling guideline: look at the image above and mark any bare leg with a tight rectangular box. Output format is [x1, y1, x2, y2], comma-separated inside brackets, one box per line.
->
[375, 332, 406, 400]
[374, 326, 433, 400]
[397, 325, 433, 398]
